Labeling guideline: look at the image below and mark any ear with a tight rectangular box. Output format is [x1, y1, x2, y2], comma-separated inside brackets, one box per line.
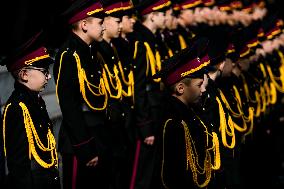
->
[175, 82, 185, 95]
[149, 12, 155, 22]
[19, 69, 29, 82]
[80, 19, 88, 33]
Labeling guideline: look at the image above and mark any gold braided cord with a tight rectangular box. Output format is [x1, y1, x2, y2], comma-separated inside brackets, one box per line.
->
[155, 50, 162, 71]
[102, 67, 122, 99]
[232, 86, 253, 123]
[270, 82, 277, 104]
[105, 7, 126, 14]
[178, 34, 187, 50]
[25, 55, 50, 65]
[181, 120, 212, 188]
[191, 112, 221, 171]
[103, 64, 121, 90]
[161, 119, 173, 189]
[266, 64, 284, 93]
[117, 61, 133, 86]
[19, 102, 58, 168]
[152, 1, 171, 11]
[260, 86, 267, 113]
[231, 105, 247, 133]
[260, 63, 272, 106]
[219, 89, 242, 118]
[161, 117, 220, 188]
[182, 0, 202, 9]
[168, 49, 174, 57]
[55, 51, 68, 103]
[117, 61, 134, 99]
[209, 132, 221, 170]
[133, 41, 139, 59]
[244, 107, 255, 137]
[181, 61, 210, 78]
[241, 74, 257, 103]
[87, 8, 104, 15]
[74, 52, 108, 110]
[259, 63, 267, 78]
[277, 50, 284, 66]
[263, 81, 271, 106]
[144, 42, 161, 82]
[216, 96, 236, 149]
[254, 91, 262, 117]
[2, 103, 11, 156]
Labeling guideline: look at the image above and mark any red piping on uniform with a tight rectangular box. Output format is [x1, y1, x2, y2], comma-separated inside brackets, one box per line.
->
[73, 137, 94, 147]
[130, 140, 141, 189]
[72, 156, 78, 189]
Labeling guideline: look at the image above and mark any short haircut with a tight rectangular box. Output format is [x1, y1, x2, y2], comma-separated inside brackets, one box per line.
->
[168, 77, 192, 94]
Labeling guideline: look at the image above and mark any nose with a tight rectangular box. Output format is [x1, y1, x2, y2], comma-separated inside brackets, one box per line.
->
[102, 24, 106, 32]
[200, 86, 206, 94]
[131, 18, 136, 24]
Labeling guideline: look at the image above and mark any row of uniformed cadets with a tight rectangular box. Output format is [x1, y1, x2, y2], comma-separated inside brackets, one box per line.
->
[1, 0, 284, 188]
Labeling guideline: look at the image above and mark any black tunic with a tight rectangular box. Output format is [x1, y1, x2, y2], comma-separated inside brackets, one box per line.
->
[53, 33, 106, 164]
[2, 82, 59, 189]
[160, 96, 208, 189]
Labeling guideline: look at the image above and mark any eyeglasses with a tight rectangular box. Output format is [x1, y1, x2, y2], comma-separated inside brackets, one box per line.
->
[26, 67, 50, 77]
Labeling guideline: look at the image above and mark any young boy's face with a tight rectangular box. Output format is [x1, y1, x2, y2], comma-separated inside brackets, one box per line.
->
[21, 67, 51, 92]
[121, 15, 135, 35]
[103, 16, 121, 39]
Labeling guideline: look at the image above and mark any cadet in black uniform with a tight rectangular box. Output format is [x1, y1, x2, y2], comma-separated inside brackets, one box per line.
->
[94, 1, 135, 188]
[1, 31, 60, 189]
[155, 38, 221, 189]
[110, 2, 138, 187]
[175, 0, 199, 47]
[127, 0, 171, 188]
[53, 1, 106, 188]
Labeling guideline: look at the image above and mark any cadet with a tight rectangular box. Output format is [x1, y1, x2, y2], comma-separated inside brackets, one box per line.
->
[94, 0, 135, 188]
[127, 0, 171, 188]
[156, 38, 221, 189]
[175, 0, 199, 46]
[1, 31, 60, 189]
[53, 0, 106, 188]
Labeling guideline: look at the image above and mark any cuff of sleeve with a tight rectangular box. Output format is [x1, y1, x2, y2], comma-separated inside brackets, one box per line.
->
[73, 137, 98, 164]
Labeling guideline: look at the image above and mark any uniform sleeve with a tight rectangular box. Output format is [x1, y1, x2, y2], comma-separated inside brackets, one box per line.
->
[54, 52, 98, 164]
[133, 42, 154, 140]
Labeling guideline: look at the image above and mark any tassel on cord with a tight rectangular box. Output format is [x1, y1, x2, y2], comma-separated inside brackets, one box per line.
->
[254, 91, 261, 117]
[270, 82, 277, 104]
[210, 132, 221, 171]
[168, 49, 174, 57]
[178, 34, 187, 50]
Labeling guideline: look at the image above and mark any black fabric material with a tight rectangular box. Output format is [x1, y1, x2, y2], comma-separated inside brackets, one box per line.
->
[3, 82, 60, 189]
